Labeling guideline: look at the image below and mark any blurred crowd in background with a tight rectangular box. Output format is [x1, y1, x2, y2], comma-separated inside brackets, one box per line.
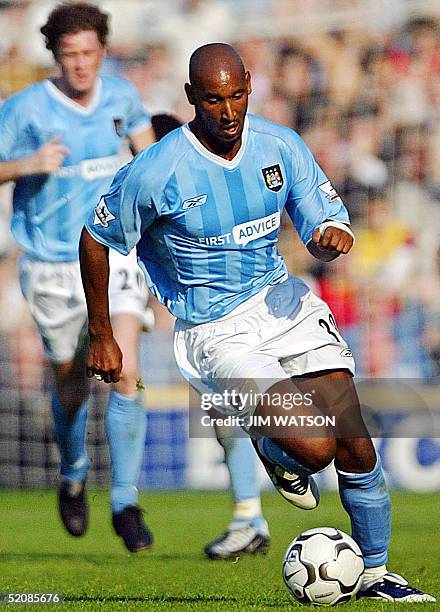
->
[1, 0, 440, 394]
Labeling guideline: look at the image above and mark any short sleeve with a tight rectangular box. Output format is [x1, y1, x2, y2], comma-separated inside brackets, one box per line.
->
[124, 82, 151, 136]
[284, 132, 349, 245]
[85, 155, 158, 254]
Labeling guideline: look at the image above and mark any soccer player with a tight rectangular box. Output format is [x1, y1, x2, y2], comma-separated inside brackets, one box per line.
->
[151, 112, 270, 559]
[79, 44, 435, 601]
[0, 3, 156, 552]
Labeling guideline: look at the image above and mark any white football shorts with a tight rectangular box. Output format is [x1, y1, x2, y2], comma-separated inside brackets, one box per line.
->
[18, 249, 150, 364]
[107, 249, 149, 320]
[174, 276, 355, 419]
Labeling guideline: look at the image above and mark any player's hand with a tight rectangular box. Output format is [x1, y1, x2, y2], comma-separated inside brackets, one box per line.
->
[27, 137, 70, 175]
[86, 333, 123, 384]
[312, 226, 354, 255]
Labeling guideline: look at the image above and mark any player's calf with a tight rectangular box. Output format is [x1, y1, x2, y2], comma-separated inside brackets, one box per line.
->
[251, 438, 320, 510]
[252, 378, 337, 474]
[335, 436, 377, 473]
[277, 436, 336, 474]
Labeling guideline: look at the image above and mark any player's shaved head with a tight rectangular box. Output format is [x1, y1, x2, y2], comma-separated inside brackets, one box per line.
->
[185, 43, 251, 159]
[189, 43, 246, 89]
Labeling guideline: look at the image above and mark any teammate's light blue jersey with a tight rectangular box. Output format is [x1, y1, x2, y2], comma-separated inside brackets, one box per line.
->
[86, 114, 349, 324]
[0, 76, 150, 262]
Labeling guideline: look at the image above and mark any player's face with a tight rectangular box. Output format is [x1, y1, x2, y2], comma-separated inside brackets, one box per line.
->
[189, 70, 252, 153]
[56, 30, 105, 96]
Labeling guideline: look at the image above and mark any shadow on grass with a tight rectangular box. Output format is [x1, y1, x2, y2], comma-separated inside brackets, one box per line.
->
[1, 551, 202, 563]
[64, 595, 238, 604]
[63, 596, 287, 608]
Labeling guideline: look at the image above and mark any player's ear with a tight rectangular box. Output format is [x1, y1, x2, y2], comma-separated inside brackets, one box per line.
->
[184, 83, 195, 106]
[245, 71, 252, 96]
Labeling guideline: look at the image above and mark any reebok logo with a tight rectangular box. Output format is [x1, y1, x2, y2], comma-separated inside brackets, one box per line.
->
[182, 194, 207, 210]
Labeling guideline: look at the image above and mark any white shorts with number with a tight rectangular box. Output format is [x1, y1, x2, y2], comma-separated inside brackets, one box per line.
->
[174, 276, 355, 418]
[18, 249, 150, 364]
[107, 249, 149, 319]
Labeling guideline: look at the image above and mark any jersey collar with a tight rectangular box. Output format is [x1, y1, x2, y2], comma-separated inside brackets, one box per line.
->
[43, 78, 102, 116]
[182, 116, 249, 170]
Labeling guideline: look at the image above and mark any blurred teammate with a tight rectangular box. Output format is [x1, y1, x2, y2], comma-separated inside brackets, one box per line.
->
[151, 112, 269, 559]
[79, 44, 435, 601]
[0, 3, 155, 552]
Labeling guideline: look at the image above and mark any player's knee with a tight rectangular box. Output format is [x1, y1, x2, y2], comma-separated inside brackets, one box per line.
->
[113, 365, 140, 396]
[336, 437, 377, 473]
[57, 388, 87, 415]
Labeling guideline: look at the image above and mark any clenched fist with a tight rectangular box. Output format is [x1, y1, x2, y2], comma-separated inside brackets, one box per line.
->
[27, 136, 70, 175]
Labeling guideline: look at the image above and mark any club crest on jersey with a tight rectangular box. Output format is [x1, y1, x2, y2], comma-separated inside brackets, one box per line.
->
[319, 180, 341, 202]
[93, 198, 116, 228]
[182, 194, 208, 210]
[262, 164, 284, 192]
[113, 117, 124, 137]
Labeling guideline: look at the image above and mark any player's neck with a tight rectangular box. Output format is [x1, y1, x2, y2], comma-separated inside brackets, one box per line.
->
[51, 77, 96, 108]
[188, 120, 242, 161]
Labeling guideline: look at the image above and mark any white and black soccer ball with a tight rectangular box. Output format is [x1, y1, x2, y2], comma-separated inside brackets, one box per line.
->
[282, 527, 364, 606]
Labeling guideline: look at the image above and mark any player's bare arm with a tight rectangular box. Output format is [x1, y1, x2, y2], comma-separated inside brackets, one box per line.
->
[79, 227, 122, 383]
[0, 136, 70, 184]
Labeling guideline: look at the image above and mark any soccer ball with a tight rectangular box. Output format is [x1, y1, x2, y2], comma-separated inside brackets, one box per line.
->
[282, 527, 364, 606]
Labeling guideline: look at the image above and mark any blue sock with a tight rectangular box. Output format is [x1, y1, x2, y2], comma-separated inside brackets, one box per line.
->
[337, 456, 391, 567]
[106, 390, 147, 513]
[51, 391, 89, 482]
[220, 436, 266, 532]
[257, 436, 316, 476]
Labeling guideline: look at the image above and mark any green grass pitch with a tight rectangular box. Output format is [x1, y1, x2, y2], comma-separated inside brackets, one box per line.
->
[1, 489, 439, 610]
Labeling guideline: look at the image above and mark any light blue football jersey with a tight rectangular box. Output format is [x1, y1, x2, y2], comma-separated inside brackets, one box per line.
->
[0, 76, 150, 262]
[86, 114, 350, 324]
